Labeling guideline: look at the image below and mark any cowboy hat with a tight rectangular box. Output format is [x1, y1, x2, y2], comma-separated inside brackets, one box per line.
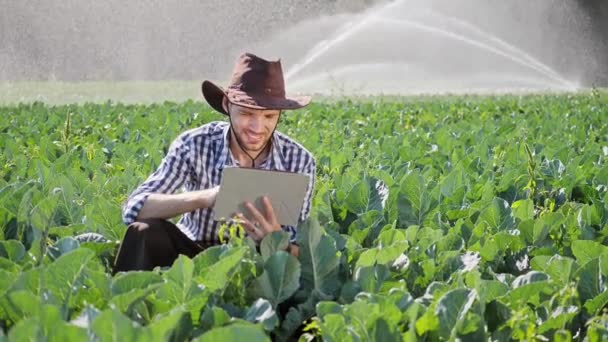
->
[201, 52, 311, 115]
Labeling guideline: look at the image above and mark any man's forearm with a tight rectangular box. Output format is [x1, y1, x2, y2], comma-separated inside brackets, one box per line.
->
[136, 188, 217, 221]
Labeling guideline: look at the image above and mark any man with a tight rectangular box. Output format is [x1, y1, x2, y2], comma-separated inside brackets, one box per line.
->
[112, 53, 316, 273]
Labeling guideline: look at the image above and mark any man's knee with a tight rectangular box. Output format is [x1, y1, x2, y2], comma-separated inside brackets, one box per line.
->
[113, 218, 174, 274]
[128, 218, 167, 233]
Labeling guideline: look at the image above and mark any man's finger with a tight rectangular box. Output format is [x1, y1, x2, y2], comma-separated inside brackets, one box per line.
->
[236, 213, 262, 240]
[244, 202, 268, 229]
[261, 196, 278, 224]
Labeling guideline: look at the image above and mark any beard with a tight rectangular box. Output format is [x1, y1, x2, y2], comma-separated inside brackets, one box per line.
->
[231, 127, 272, 155]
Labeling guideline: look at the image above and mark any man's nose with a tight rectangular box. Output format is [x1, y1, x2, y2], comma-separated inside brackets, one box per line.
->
[249, 117, 263, 132]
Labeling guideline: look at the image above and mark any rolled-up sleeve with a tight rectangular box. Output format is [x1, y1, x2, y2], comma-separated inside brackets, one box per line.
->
[122, 134, 192, 225]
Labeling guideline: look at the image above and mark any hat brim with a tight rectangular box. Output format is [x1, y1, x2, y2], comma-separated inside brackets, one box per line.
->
[201, 80, 311, 116]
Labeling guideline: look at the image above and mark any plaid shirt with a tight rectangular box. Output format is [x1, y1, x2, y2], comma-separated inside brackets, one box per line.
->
[122, 121, 316, 243]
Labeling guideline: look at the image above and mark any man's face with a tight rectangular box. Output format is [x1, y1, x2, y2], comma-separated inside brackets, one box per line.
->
[227, 102, 281, 153]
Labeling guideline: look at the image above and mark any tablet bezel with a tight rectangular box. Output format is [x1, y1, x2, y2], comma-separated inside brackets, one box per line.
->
[213, 167, 310, 227]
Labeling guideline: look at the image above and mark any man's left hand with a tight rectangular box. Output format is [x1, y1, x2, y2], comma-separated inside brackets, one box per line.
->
[238, 196, 281, 242]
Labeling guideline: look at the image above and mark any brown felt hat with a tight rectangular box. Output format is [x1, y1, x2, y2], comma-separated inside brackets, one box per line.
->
[201, 52, 311, 115]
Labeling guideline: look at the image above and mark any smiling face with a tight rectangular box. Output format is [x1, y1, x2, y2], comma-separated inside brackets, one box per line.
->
[224, 99, 281, 155]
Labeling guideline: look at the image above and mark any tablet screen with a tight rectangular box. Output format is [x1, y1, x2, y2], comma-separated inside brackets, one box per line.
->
[213, 167, 310, 226]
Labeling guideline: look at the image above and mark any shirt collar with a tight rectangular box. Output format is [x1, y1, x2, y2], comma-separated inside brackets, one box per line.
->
[215, 123, 287, 171]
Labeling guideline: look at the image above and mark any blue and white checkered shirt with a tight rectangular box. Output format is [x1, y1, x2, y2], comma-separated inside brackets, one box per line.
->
[122, 121, 316, 244]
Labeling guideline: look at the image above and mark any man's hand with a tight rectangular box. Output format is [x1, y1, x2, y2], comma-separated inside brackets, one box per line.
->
[199, 186, 220, 208]
[237, 196, 281, 242]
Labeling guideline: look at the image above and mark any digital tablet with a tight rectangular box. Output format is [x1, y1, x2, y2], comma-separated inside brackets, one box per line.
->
[213, 167, 310, 226]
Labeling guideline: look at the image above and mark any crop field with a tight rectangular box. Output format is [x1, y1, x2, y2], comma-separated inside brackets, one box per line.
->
[1, 90, 608, 341]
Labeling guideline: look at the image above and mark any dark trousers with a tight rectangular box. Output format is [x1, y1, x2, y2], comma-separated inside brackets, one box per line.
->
[112, 218, 210, 274]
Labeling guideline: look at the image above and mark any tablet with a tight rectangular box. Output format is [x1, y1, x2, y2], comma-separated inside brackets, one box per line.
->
[214, 167, 310, 226]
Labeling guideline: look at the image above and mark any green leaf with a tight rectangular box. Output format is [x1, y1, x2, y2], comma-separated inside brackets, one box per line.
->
[147, 309, 193, 342]
[508, 282, 553, 306]
[511, 199, 535, 221]
[479, 198, 515, 232]
[316, 301, 343, 317]
[533, 212, 564, 244]
[538, 306, 579, 334]
[243, 298, 279, 332]
[530, 255, 577, 284]
[0, 269, 16, 293]
[435, 288, 477, 340]
[584, 290, 608, 315]
[0, 256, 21, 276]
[92, 308, 149, 342]
[553, 329, 572, 342]
[194, 246, 247, 292]
[110, 272, 163, 315]
[70, 305, 101, 329]
[46, 248, 95, 307]
[0, 240, 26, 263]
[475, 231, 524, 263]
[192, 245, 226, 272]
[439, 165, 466, 200]
[485, 300, 511, 334]
[415, 227, 444, 251]
[465, 272, 508, 303]
[571, 240, 608, 265]
[8, 306, 88, 341]
[397, 170, 436, 227]
[297, 219, 340, 295]
[508, 272, 554, 306]
[578, 202, 607, 229]
[8, 267, 42, 294]
[194, 323, 270, 342]
[277, 289, 332, 341]
[355, 240, 408, 268]
[576, 258, 602, 302]
[111, 271, 163, 295]
[540, 158, 565, 178]
[354, 264, 390, 294]
[200, 306, 231, 332]
[0, 290, 42, 323]
[47, 236, 80, 260]
[109, 285, 162, 315]
[371, 317, 401, 342]
[250, 251, 300, 308]
[512, 271, 549, 287]
[517, 219, 535, 244]
[415, 308, 439, 336]
[7, 318, 44, 341]
[84, 197, 124, 241]
[347, 210, 385, 245]
[159, 255, 198, 304]
[356, 249, 379, 268]
[73, 267, 111, 310]
[30, 195, 60, 233]
[344, 177, 384, 215]
[318, 313, 353, 341]
[476, 280, 508, 303]
[260, 231, 290, 262]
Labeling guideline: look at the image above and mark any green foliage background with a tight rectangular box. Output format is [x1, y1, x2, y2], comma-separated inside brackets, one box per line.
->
[1, 90, 608, 340]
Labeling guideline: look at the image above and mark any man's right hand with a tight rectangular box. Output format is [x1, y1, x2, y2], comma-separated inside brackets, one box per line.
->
[199, 186, 220, 208]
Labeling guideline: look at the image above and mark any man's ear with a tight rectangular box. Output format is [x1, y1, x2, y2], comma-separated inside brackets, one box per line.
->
[221, 96, 229, 114]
